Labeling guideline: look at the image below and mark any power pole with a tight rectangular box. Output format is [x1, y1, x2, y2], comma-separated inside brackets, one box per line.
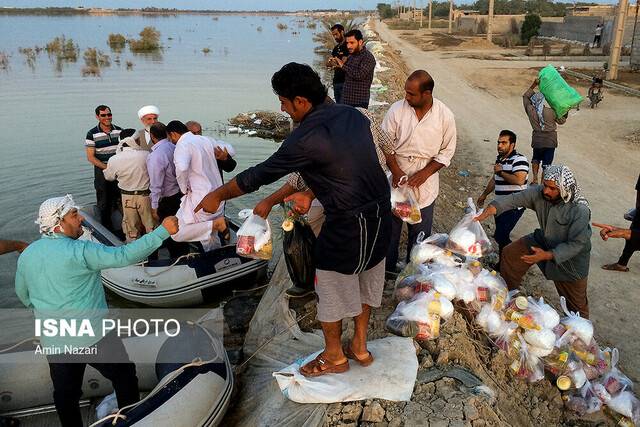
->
[449, 0, 454, 34]
[420, 0, 424, 27]
[487, 0, 495, 41]
[608, 0, 630, 79]
[429, 0, 433, 29]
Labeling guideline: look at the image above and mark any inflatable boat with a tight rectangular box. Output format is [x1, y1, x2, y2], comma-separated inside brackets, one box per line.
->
[0, 321, 232, 426]
[80, 207, 268, 307]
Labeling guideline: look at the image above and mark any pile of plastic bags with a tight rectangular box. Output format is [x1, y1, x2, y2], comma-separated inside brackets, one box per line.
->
[385, 212, 639, 424]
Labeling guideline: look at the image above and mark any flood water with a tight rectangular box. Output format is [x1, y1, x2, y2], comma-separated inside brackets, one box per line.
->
[0, 13, 323, 307]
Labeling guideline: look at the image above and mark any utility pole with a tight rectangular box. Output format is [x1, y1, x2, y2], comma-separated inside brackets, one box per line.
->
[429, 0, 433, 29]
[487, 0, 495, 42]
[449, 0, 454, 33]
[420, 0, 424, 27]
[608, 0, 630, 79]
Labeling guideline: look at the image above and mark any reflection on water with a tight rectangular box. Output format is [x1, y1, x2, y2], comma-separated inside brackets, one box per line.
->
[0, 13, 321, 308]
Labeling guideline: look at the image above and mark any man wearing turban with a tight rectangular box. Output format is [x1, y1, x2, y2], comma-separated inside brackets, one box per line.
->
[137, 105, 160, 151]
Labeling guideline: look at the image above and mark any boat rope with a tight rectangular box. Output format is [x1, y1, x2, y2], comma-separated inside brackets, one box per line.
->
[135, 252, 199, 277]
[0, 338, 38, 354]
[89, 324, 220, 427]
[235, 311, 312, 372]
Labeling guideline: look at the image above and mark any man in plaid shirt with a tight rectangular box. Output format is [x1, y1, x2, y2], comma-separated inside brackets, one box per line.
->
[333, 29, 376, 109]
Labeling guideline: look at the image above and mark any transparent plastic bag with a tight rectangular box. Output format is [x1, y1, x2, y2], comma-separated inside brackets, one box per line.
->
[600, 348, 634, 395]
[236, 209, 273, 260]
[391, 177, 421, 224]
[432, 251, 463, 267]
[558, 296, 593, 346]
[385, 291, 445, 340]
[607, 388, 640, 421]
[476, 299, 503, 334]
[409, 231, 445, 264]
[393, 273, 434, 302]
[473, 269, 507, 305]
[446, 198, 493, 258]
[527, 296, 560, 330]
[510, 334, 545, 383]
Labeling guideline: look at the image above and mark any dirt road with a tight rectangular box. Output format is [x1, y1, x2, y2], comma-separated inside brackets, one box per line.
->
[375, 21, 640, 381]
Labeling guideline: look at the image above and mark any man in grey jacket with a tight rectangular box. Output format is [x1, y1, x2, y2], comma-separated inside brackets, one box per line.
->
[475, 165, 591, 318]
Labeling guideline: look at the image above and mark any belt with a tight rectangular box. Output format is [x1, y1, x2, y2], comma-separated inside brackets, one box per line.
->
[121, 189, 150, 196]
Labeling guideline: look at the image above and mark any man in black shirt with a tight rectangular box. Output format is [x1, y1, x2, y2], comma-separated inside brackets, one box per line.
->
[195, 63, 391, 378]
[327, 24, 349, 104]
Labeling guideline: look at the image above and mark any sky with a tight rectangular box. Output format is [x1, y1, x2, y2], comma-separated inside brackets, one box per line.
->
[0, 0, 384, 11]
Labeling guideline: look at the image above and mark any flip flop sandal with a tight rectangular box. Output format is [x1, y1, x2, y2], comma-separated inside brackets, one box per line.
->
[602, 263, 629, 272]
[343, 345, 374, 367]
[300, 354, 349, 378]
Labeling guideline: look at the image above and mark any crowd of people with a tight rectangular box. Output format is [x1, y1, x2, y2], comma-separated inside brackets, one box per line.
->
[1, 21, 639, 426]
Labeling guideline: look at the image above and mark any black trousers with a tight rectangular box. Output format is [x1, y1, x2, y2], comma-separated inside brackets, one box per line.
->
[619, 209, 640, 266]
[157, 192, 190, 258]
[47, 332, 139, 427]
[94, 166, 121, 233]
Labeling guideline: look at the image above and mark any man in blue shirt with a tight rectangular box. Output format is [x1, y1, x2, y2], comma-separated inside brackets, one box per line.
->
[16, 194, 178, 426]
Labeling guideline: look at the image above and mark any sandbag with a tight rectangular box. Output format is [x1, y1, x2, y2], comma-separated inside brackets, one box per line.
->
[538, 65, 583, 118]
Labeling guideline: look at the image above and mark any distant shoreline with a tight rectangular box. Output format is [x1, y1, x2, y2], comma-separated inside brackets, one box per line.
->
[0, 7, 373, 17]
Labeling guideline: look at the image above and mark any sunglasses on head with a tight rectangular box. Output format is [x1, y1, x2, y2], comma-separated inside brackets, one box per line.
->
[99, 113, 113, 117]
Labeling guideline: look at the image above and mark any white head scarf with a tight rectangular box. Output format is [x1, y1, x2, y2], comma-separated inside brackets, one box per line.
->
[116, 130, 142, 152]
[36, 195, 80, 235]
[543, 165, 589, 209]
[530, 92, 546, 130]
[137, 105, 160, 120]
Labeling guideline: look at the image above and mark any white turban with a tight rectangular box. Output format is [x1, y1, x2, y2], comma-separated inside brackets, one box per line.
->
[117, 130, 142, 152]
[137, 105, 160, 120]
[36, 194, 80, 235]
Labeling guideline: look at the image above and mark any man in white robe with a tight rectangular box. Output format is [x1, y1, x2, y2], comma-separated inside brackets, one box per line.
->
[165, 120, 227, 251]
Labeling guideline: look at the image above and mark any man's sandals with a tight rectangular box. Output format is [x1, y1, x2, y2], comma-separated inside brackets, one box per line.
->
[602, 263, 630, 272]
[300, 347, 374, 378]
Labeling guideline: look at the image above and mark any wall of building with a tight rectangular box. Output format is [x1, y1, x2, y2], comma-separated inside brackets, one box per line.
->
[455, 15, 562, 35]
[540, 14, 639, 47]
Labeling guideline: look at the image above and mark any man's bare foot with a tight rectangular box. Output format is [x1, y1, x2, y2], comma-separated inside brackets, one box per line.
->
[602, 263, 629, 272]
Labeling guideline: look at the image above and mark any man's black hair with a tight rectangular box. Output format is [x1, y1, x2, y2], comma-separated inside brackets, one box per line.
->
[165, 120, 189, 135]
[499, 129, 517, 144]
[408, 70, 435, 93]
[344, 29, 363, 41]
[331, 24, 344, 32]
[95, 105, 110, 115]
[150, 122, 167, 140]
[271, 62, 328, 107]
[119, 128, 136, 139]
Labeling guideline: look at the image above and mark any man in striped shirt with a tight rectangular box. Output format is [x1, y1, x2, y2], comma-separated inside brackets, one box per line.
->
[478, 130, 529, 264]
[85, 105, 122, 232]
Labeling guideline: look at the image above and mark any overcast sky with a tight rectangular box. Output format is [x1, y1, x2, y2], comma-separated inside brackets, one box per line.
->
[0, 0, 619, 10]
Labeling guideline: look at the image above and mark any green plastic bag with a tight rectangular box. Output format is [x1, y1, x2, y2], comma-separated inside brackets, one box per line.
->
[538, 65, 583, 118]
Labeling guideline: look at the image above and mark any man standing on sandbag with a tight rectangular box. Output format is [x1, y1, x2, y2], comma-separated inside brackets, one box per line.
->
[524, 79, 567, 185]
[195, 63, 391, 377]
[382, 70, 457, 274]
[475, 165, 591, 318]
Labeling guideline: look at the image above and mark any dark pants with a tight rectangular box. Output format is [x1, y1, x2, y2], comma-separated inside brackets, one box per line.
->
[593, 35, 601, 47]
[386, 202, 435, 271]
[333, 82, 344, 104]
[619, 210, 640, 266]
[501, 238, 589, 318]
[157, 192, 190, 258]
[494, 208, 525, 256]
[47, 332, 139, 427]
[532, 147, 555, 169]
[94, 166, 121, 232]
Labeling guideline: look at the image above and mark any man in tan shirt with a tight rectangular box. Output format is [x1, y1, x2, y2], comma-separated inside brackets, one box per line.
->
[382, 70, 457, 273]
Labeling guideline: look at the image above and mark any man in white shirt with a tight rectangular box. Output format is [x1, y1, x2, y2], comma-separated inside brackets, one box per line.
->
[165, 120, 227, 251]
[382, 70, 457, 273]
[137, 105, 159, 151]
[185, 120, 237, 182]
[103, 129, 155, 242]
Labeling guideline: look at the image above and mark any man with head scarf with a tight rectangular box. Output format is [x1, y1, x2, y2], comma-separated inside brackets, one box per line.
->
[523, 79, 567, 185]
[475, 165, 592, 318]
[103, 129, 155, 242]
[137, 105, 160, 151]
[15, 195, 179, 426]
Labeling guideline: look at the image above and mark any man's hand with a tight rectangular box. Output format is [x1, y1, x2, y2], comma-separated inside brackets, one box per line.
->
[253, 199, 274, 219]
[161, 216, 179, 235]
[333, 57, 345, 68]
[477, 194, 487, 209]
[151, 208, 160, 223]
[593, 222, 631, 240]
[392, 171, 408, 188]
[15, 241, 29, 253]
[521, 246, 553, 264]
[530, 78, 539, 89]
[214, 146, 230, 161]
[194, 191, 221, 214]
[284, 191, 313, 215]
[474, 204, 497, 222]
[407, 169, 431, 188]
[493, 164, 503, 174]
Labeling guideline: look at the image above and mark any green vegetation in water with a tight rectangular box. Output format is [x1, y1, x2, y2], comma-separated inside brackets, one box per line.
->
[126, 61, 134, 70]
[256, 26, 263, 32]
[108, 33, 126, 51]
[202, 47, 211, 54]
[276, 23, 288, 31]
[129, 26, 161, 52]
[307, 22, 317, 29]
[82, 48, 111, 77]
[18, 47, 41, 69]
[45, 35, 79, 62]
